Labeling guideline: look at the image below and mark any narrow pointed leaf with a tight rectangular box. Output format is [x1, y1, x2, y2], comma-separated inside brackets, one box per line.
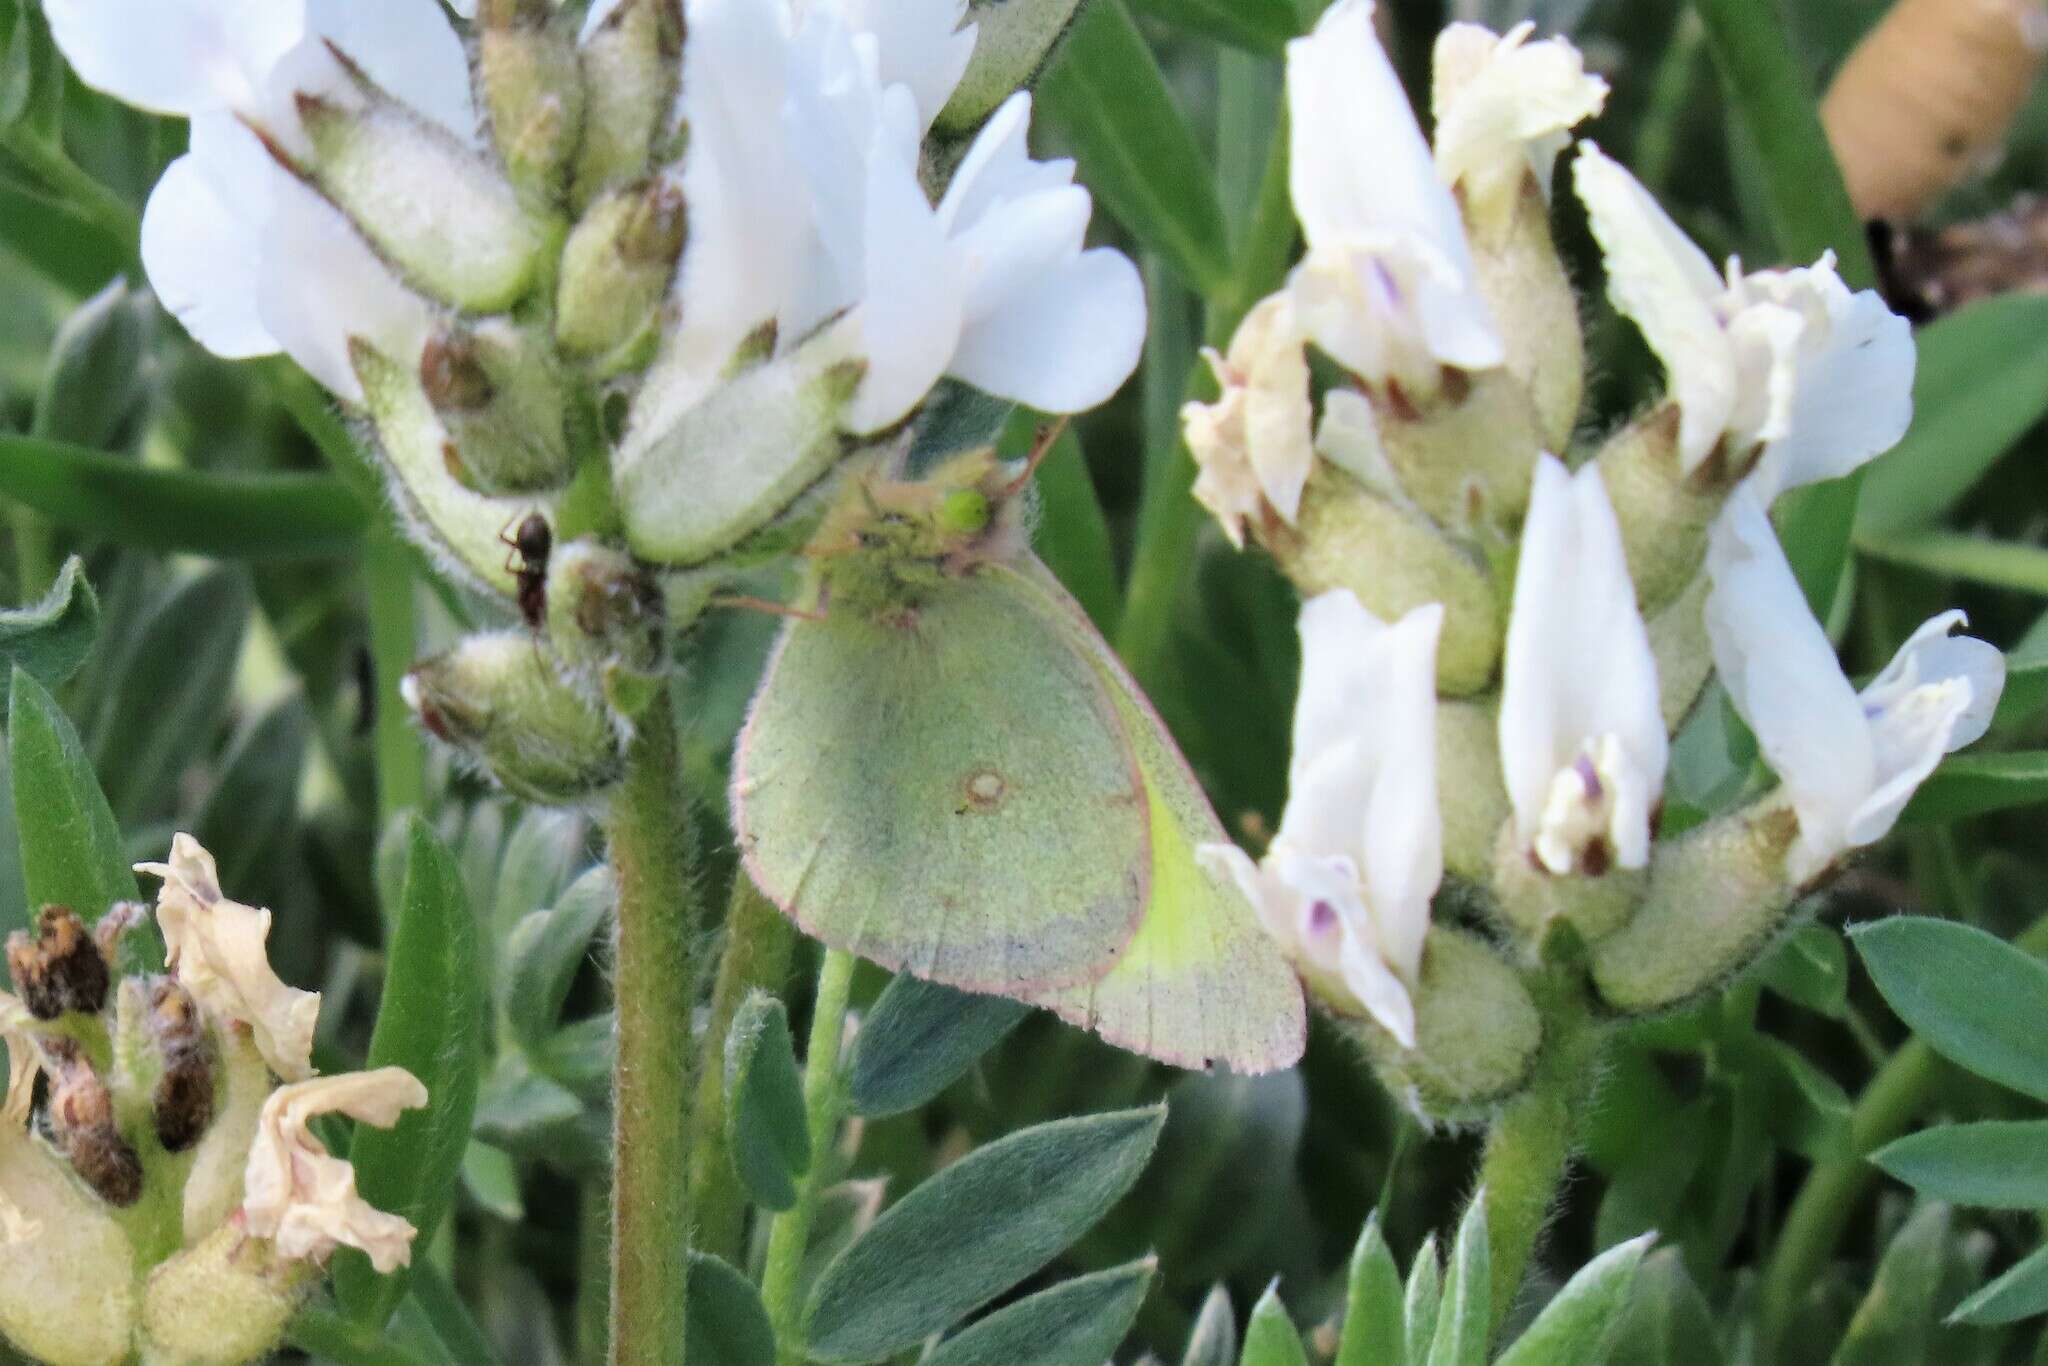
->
[1949, 1241, 2048, 1326]
[1834, 1202, 1949, 1364]
[1181, 1285, 1238, 1366]
[1404, 1236, 1443, 1366]
[847, 973, 1031, 1118]
[336, 818, 484, 1324]
[502, 867, 614, 1050]
[1874, 1122, 2048, 1209]
[724, 991, 811, 1211]
[924, 1260, 1155, 1366]
[1336, 1214, 1406, 1366]
[1426, 1199, 1490, 1366]
[1901, 752, 2048, 825]
[804, 1106, 1165, 1361]
[1853, 917, 2048, 1102]
[1240, 1284, 1309, 1366]
[1495, 1233, 1655, 1366]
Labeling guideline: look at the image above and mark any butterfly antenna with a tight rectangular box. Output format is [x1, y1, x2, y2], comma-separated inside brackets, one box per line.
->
[999, 417, 1070, 501]
[710, 594, 827, 622]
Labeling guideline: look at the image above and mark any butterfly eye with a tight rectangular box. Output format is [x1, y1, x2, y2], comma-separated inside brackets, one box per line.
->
[938, 489, 992, 536]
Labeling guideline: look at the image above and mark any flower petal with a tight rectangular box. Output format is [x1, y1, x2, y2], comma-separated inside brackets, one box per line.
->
[135, 834, 322, 1081]
[1704, 488, 1875, 878]
[830, 0, 976, 131]
[1432, 21, 1607, 212]
[838, 126, 963, 433]
[1574, 142, 1732, 472]
[242, 1068, 428, 1273]
[140, 152, 279, 361]
[45, 0, 305, 116]
[948, 248, 1143, 414]
[1747, 286, 1916, 502]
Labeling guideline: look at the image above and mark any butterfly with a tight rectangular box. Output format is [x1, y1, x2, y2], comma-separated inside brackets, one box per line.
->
[731, 440, 1306, 1074]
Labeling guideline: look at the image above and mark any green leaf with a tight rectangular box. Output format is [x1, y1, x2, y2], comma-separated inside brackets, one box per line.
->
[1605, 1249, 1724, 1366]
[1949, 1242, 2048, 1326]
[1852, 917, 2048, 1102]
[33, 280, 152, 453]
[1426, 1198, 1489, 1366]
[1758, 1036, 1853, 1163]
[1760, 923, 1848, 1018]
[1019, 417, 1120, 636]
[1858, 296, 2048, 536]
[1496, 1232, 1654, 1366]
[0, 0, 61, 132]
[0, 555, 97, 695]
[1873, 1122, 2048, 1209]
[937, 0, 1086, 136]
[1858, 532, 2048, 598]
[501, 866, 613, 1051]
[336, 818, 484, 1325]
[803, 1105, 1165, 1362]
[8, 666, 142, 949]
[1901, 753, 2048, 825]
[923, 1259, 1155, 1366]
[194, 696, 312, 905]
[1182, 1285, 1238, 1366]
[1833, 1202, 1950, 1364]
[0, 434, 368, 559]
[87, 566, 249, 824]
[1125, 0, 1298, 53]
[686, 1252, 776, 1366]
[1336, 1214, 1405, 1366]
[1038, 0, 1232, 294]
[846, 973, 1031, 1119]
[460, 1141, 525, 1222]
[1240, 1283, 1309, 1366]
[407, 1262, 505, 1366]
[1403, 1236, 1442, 1366]
[288, 1306, 448, 1366]
[723, 990, 811, 1212]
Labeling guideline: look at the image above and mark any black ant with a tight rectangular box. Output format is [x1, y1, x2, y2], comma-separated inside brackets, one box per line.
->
[501, 512, 552, 630]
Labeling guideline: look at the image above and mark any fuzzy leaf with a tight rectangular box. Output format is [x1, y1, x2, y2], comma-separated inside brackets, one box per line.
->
[1336, 1214, 1405, 1366]
[1834, 1202, 1949, 1364]
[0, 556, 97, 697]
[847, 973, 1031, 1119]
[687, 1252, 776, 1366]
[1182, 1285, 1238, 1366]
[1949, 1242, 2048, 1326]
[1495, 1232, 1654, 1366]
[1853, 917, 2048, 1102]
[1240, 1283, 1309, 1366]
[502, 866, 613, 1050]
[923, 1259, 1155, 1366]
[1403, 1236, 1443, 1366]
[724, 991, 811, 1211]
[803, 1106, 1165, 1361]
[1426, 1198, 1489, 1366]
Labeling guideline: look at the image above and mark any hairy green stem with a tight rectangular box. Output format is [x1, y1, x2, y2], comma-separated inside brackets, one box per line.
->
[579, 1178, 612, 1366]
[605, 693, 701, 1366]
[1475, 976, 1602, 1330]
[760, 948, 858, 1366]
[1760, 911, 2048, 1351]
[688, 876, 798, 1262]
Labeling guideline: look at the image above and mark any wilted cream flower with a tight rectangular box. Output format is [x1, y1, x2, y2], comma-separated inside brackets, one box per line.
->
[1431, 21, 1608, 227]
[1183, 294, 1315, 548]
[0, 995, 36, 1130]
[242, 1068, 428, 1275]
[135, 834, 320, 1082]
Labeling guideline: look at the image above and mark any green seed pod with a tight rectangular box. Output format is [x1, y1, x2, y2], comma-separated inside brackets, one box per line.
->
[294, 66, 548, 311]
[1596, 403, 1737, 618]
[142, 1224, 312, 1366]
[1338, 927, 1543, 1123]
[0, 1126, 137, 1366]
[1590, 802, 1802, 1015]
[404, 632, 624, 805]
[421, 321, 577, 494]
[1375, 368, 1544, 538]
[478, 0, 587, 199]
[571, 0, 682, 209]
[1268, 464, 1503, 696]
[555, 178, 686, 371]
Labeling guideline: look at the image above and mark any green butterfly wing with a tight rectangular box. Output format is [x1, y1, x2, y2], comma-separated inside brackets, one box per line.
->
[1000, 559, 1307, 1075]
[733, 567, 1150, 994]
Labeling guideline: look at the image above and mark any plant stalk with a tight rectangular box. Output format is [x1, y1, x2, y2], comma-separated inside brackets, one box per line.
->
[605, 691, 701, 1366]
[688, 875, 798, 1262]
[760, 948, 858, 1366]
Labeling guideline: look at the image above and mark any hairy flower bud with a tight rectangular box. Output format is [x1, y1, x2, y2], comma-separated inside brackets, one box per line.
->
[571, 0, 682, 207]
[1589, 802, 1801, 1014]
[1490, 821, 1648, 945]
[143, 1224, 311, 1366]
[294, 60, 548, 311]
[6, 907, 109, 1020]
[546, 539, 666, 680]
[1596, 403, 1732, 616]
[1266, 465, 1503, 695]
[616, 333, 866, 567]
[0, 1124, 136, 1366]
[478, 0, 586, 198]
[1648, 572, 1713, 729]
[421, 321, 577, 495]
[1467, 179, 1587, 455]
[1374, 368, 1544, 537]
[1341, 927, 1542, 1122]
[1437, 699, 1509, 883]
[404, 632, 624, 804]
[556, 179, 687, 371]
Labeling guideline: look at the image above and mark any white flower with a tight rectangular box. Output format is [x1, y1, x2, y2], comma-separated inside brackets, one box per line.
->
[241, 1068, 428, 1274]
[1182, 294, 1315, 547]
[1198, 592, 1443, 1047]
[1573, 142, 1915, 487]
[664, 0, 1142, 436]
[135, 834, 321, 1083]
[1283, 0, 1503, 395]
[1431, 21, 1607, 222]
[45, 0, 463, 400]
[1706, 489, 2004, 883]
[1500, 454, 1667, 875]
